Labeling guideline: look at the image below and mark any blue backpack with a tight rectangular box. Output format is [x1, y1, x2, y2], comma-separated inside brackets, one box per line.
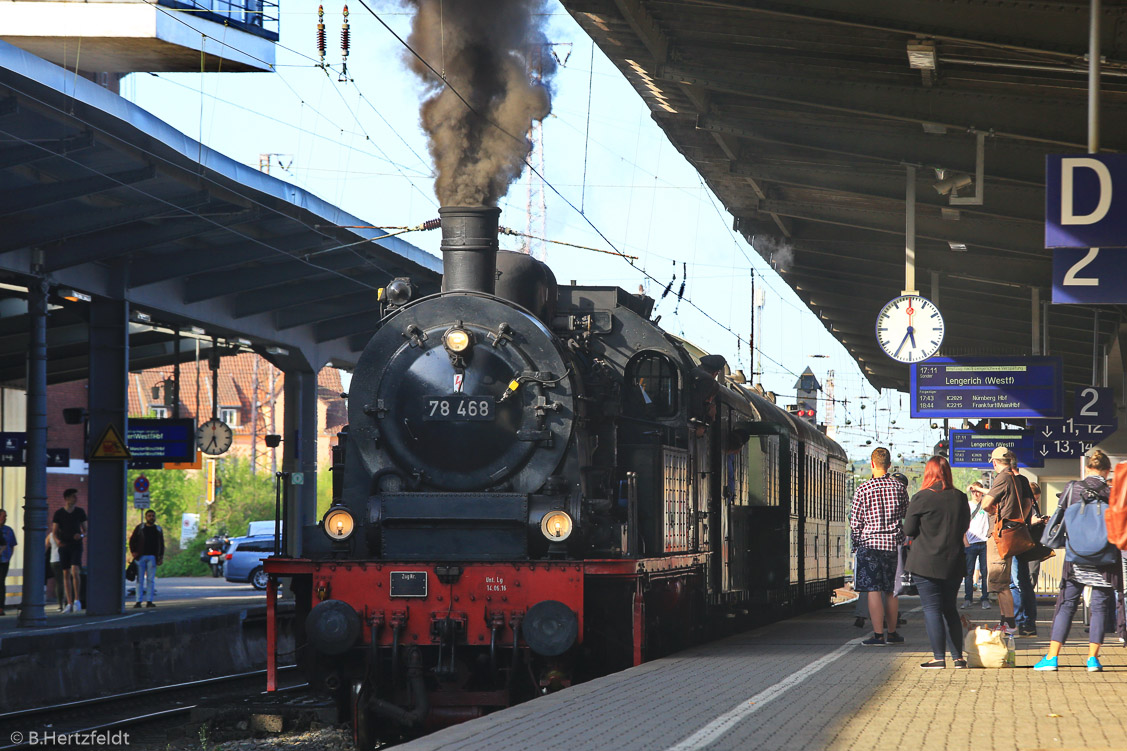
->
[1063, 480, 1119, 567]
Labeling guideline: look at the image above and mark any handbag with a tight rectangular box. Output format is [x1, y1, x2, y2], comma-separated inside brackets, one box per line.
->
[894, 544, 917, 596]
[1016, 543, 1055, 564]
[125, 560, 138, 582]
[992, 472, 1036, 558]
[1043, 500, 1067, 549]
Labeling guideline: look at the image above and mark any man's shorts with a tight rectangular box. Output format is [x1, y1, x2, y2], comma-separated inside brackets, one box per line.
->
[59, 541, 83, 569]
[855, 548, 898, 593]
[986, 535, 1012, 594]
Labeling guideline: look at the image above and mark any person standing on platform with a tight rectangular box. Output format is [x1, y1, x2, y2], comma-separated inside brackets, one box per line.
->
[52, 488, 87, 613]
[45, 531, 64, 611]
[904, 456, 970, 669]
[850, 446, 909, 646]
[129, 509, 164, 608]
[978, 447, 1032, 633]
[1011, 480, 1048, 637]
[0, 509, 16, 616]
[962, 482, 991, 610]
[1034, 450, 1120, 672]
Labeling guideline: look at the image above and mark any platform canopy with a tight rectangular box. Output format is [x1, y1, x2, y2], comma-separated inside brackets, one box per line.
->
[0, 40, 442, 383]
[561, 0, 1127, 392]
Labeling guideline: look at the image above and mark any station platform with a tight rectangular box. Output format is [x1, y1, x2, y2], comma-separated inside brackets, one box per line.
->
[398, 598, 1127, 751]
[0, 579, 294, 713]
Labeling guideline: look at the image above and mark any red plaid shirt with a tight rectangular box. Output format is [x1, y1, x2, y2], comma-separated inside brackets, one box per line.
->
[850, 475, 908, 552]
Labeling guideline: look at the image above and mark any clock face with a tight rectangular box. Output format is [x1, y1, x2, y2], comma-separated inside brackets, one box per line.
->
[197, 417, 234, 456]
[876, 295, 945, 364]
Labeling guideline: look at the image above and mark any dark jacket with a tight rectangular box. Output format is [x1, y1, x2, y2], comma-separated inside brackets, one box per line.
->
[904, 486, 971, 580]
[129, 523, 165, 559]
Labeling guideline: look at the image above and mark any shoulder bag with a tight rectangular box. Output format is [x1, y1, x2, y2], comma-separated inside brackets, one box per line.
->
[992, 472, 1035, 558]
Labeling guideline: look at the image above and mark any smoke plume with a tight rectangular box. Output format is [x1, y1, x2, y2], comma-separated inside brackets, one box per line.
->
[751, 235, 796, 271]
[403, 0, 556, 207]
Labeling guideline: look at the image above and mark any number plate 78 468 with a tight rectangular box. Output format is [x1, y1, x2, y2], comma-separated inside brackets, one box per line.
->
[422, 395, 495, 421]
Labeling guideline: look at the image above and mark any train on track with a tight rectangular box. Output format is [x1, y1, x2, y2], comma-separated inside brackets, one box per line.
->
[265, 206, 850, 749]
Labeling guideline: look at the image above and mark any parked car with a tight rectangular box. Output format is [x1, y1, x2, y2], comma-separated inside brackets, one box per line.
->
[224, 534, 278, 590]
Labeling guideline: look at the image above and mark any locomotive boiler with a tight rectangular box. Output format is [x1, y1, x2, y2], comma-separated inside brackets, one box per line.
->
[265, 206, 851, 749]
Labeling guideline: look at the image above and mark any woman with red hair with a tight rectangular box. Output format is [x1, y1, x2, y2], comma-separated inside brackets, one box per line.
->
[904, 455, 971, 668]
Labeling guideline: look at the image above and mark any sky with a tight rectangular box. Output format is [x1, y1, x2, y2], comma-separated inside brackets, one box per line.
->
[118, 0, 946, 462]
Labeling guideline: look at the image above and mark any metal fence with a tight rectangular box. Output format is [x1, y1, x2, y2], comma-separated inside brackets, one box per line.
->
[159, 0, 280, 38]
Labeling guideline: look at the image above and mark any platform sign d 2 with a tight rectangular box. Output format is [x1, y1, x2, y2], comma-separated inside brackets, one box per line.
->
[1052, 248, 1127, 304]
[1046, 154, 1127, 248]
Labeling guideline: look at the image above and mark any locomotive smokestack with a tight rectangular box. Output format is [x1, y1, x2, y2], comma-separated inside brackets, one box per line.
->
[439, 206, 500, 294]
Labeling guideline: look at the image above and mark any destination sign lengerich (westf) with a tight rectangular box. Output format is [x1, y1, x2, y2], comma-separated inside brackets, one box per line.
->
[910, 357, 1062, 419]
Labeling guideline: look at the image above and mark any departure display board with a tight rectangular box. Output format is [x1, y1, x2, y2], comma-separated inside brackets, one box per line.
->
[911, 357, 1062, 419]
[127, 418, 196, 467]
[949, 430, 1044, 469]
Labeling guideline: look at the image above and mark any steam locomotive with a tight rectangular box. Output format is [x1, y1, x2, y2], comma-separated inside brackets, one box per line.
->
[265, 206, 850, 747]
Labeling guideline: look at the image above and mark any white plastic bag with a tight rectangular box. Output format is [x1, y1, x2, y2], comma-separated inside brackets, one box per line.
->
[965, 626, 1012, 668]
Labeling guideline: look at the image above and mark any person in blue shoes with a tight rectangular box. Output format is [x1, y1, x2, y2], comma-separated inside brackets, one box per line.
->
[1034, 450, 1119, 673]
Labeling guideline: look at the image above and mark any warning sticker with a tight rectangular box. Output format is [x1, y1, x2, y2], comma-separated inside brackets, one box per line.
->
[89, 424, 131, 460]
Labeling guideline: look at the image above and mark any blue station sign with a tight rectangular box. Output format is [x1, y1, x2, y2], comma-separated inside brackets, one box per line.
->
[1046, 154, 1127, 248]
[949, 430, 1044, 469]
[127, 418, 196, 468]
[911, 357, 1063, 419]
[1052, 248, 1127, 304]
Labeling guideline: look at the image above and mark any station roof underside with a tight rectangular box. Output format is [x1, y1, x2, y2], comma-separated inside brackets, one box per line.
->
[561, 0, 1127, 392]
[0, 40, 442, 384]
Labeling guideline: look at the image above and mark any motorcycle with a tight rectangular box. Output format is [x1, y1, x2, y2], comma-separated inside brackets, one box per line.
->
[199, 535, 229, 577]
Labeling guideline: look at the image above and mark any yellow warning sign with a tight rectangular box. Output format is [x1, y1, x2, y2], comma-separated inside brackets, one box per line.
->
[89, 424, 131, 460]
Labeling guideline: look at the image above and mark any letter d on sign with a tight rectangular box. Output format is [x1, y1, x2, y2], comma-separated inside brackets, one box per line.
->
[1062, 157, 1113, 225]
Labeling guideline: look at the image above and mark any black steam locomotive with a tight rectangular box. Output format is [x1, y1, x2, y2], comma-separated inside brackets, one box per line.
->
[265, 206, 850, 747]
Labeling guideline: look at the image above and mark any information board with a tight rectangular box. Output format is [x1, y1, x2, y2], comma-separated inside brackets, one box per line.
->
[0, 432, 25, 466]
[911, 357, 1062, 419]
[949, 430, 1044, 469]
[127, 419, 196, 466]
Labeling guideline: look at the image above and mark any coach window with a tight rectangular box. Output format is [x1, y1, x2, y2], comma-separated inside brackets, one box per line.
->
[625, 351, 678, 418]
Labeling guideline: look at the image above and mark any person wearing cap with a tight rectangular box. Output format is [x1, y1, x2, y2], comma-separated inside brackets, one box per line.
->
[978, 446, 1035, 633]
[689, 355, 726, 438]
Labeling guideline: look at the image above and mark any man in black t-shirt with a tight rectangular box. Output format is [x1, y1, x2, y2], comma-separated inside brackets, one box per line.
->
[52, 488, 87, 613]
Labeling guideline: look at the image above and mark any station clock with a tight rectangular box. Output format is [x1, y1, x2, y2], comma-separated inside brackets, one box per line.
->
[875, 294, 944, 364]
[197, 417, 234, 456]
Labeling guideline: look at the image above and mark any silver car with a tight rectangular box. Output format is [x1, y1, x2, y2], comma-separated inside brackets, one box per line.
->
[223, 535, 277, 590]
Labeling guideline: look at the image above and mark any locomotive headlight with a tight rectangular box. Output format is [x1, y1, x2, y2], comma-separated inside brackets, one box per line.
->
[444, 328, 471, 353]
[540, 511, 573, 542]
[322, 506, 355, 541]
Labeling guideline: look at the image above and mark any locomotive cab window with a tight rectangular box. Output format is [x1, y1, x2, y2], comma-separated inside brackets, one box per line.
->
[625, 352, 678, 418]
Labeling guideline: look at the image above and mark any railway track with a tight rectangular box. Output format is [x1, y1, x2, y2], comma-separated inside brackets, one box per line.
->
[0, 667, 308, 750]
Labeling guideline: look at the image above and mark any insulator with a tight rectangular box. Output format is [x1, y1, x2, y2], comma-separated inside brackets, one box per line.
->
[421, 218, 441, 231]
[317, 5, 326, 62]
[341, 26, 350, 57]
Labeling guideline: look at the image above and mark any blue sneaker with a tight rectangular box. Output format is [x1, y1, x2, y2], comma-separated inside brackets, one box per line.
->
[1087, 656, 1103, 672]
[1033, 655, 1058, 671]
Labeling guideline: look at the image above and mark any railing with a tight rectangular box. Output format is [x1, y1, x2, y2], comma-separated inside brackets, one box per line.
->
[158, 0, 280, 41]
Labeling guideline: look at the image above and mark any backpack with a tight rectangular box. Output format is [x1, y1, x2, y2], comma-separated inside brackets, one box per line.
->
[1106, 464, 1127, 550]
[1063, 478, 1119, 567]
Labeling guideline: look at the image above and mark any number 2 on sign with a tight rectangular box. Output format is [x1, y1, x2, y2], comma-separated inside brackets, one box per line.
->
[1063, 248, 1099, 287]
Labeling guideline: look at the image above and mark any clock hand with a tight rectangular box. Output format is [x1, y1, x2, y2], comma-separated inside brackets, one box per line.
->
[907, 325, 916, 348]
[893, 330, 911, 358]
[206, 436, 218, 451]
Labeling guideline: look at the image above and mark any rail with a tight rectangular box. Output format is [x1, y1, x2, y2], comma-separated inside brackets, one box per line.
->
[0, 667, 303, 750]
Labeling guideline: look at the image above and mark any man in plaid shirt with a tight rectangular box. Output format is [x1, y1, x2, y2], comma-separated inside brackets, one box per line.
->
[851, 447, 909, 646]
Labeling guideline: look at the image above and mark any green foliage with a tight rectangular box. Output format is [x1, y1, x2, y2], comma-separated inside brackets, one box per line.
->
[126, 466, 205, 535]
[157, 534, 210, 577]
[316, 468, 333, 520]
[211, 457, 276, 537]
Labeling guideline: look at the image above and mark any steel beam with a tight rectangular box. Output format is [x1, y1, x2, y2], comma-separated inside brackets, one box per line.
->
[16, 277, 48, 627]
[274, 292, 377, 331]
[0, 166, 155, 219]
[0, 132, 94, 171]
[282, 368, 318, 557]
[128, 234, 331, 288]
[659, 61, 1117, 148]
[0, 191, 210, 254]
[86, 296, 129, 616]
